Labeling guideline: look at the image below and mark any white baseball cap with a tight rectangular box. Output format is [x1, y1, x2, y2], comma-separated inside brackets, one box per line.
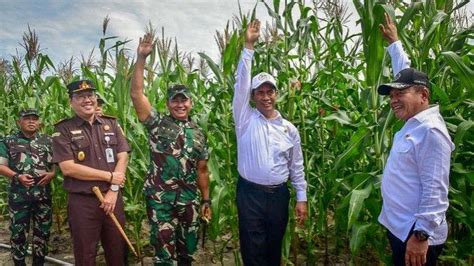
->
[251, 72, 277, 90]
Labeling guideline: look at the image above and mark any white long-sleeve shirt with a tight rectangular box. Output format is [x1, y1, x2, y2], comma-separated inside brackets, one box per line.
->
[378, 41, 455, 245]
[233, 48, 307, 201]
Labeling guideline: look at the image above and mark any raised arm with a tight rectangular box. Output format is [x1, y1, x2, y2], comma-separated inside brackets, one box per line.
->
[233, 20, 261, 131]
[379, 13, 411, 76]
[131, 33, 154, 122]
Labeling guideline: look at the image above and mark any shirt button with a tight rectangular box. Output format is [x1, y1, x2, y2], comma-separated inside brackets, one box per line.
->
[98, 157, 102, 160]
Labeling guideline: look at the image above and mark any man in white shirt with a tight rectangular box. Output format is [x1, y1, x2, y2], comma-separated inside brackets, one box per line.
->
[232, 20, 308, 266]
[378, 14, 455, 266]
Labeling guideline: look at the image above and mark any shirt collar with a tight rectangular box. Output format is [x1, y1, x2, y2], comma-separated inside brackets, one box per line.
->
[72, 114, 103, 126]
[256, 109, 283, 122]
[409, 105, 439, 124]
[168, 114, 192, 126]
[16, 131, 37, 140]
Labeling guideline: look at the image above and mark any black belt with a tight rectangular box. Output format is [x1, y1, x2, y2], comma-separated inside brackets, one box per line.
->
[238, 176, 286, 192]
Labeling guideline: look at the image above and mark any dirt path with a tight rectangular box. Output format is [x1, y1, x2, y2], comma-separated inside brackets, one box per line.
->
[0, 217, 235, 265]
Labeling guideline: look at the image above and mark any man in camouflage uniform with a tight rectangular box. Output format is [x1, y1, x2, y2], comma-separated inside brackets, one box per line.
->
[131, 33, 212, 265]
[0, 109, 55, 266]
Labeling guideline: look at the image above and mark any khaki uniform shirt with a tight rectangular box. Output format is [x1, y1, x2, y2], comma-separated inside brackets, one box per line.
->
[52, 115, 130, 194]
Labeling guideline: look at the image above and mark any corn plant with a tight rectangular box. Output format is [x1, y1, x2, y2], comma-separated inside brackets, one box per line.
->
[0, 0, 472, 264]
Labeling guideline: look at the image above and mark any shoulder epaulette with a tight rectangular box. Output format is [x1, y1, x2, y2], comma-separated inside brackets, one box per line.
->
[54, 118, 69, 126]
[100, 114, 117, 119]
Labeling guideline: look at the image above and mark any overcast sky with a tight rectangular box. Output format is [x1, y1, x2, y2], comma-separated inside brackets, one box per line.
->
[0, 1, 472, 66]
[0, 0, 277, 64]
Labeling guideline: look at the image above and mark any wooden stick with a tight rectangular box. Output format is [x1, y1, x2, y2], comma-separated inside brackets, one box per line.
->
[92, 186, 138, 257]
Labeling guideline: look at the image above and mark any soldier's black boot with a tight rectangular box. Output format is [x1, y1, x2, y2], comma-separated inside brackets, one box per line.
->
[32, 256, 45, 266]
[13, 258, 26, 266]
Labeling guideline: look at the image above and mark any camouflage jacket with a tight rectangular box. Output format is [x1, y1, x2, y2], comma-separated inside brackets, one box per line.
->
[142, 110, 209, 204]
[0, 131, 53, 199]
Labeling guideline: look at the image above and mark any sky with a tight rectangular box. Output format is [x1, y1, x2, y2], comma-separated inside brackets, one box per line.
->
[0, 1, 473, 66]
[0, 0, 278, 65]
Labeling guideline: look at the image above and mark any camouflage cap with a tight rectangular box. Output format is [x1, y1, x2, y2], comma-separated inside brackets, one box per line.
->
[167, 85, 191, 100]
[19, 108, 39, 118]
[66, 80, 96, 95]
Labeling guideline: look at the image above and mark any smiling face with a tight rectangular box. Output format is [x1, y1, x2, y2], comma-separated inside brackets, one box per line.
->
[389, 86, 429, 121]
[18, 115, 40, 137]
[167, 94, 192, 121]
[70, 90, 98, 121]
[251, 83, 277, 119]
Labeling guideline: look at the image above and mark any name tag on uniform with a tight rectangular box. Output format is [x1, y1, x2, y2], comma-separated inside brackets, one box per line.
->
[105, 148, 115, 163]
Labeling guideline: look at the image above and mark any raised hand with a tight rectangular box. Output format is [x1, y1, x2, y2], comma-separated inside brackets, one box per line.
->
[245, 19, 261, 49]
[137, 33, 155, 59]
[379, 13, 399, 44]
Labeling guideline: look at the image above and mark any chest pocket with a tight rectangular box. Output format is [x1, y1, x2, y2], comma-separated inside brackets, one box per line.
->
[394, 138, 413, 153]
[102, 135, 118, 146]
[71, 135, 91, 162]
[9, 144, 28, 165]
[155, 118, 181, 154]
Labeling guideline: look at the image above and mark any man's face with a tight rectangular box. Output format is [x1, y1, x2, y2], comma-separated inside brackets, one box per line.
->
[252, 83, 277, 116]
[389, 86, 428, 121]
[18, 115, 40, 135]
[167, 94, 192, 121]
[70, 90, 98, 118]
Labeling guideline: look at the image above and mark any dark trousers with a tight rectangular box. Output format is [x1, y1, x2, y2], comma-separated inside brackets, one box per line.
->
[68, 193, 127, 266]
[236, 176, 289, 266]
[387, 230, 444, 266]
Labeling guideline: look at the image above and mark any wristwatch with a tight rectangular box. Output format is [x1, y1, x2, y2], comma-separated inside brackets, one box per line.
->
[413, 230, 429, 241]
[110, 184, 120, 192]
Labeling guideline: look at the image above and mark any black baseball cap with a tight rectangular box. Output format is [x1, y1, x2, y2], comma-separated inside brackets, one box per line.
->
[378, 68, 429, 95]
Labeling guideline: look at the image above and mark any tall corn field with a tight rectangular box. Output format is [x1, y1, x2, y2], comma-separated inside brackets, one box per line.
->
[0, 0, 473, 264]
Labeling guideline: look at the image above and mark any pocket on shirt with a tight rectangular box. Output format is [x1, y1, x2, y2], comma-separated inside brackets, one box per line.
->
[157, 132, 179, 154]
[71, 137, 91, 162]
[394, 139, 413, 153]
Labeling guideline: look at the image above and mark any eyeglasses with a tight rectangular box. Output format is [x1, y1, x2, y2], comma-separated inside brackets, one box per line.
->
[73, 92, 97, 102]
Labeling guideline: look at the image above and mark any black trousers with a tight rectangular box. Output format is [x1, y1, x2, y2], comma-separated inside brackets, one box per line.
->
[387, 230, 444, 266]
[236, 176, 290, 266]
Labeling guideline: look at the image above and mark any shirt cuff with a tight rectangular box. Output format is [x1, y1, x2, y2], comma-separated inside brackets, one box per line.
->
[414, 219, 436, 236]
[242, 48, 254, 58]
[296, 190, 307, 202]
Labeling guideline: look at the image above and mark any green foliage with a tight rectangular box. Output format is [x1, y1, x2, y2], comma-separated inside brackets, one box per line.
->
[0, 0, 472, 264]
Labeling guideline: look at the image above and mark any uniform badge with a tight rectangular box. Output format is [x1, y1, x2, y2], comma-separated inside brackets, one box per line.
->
[104, 125, 110, 131]
[77, 151, 86, 161]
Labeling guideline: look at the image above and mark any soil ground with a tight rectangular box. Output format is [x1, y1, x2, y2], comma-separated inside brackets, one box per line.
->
[0, 217, 235, 266]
